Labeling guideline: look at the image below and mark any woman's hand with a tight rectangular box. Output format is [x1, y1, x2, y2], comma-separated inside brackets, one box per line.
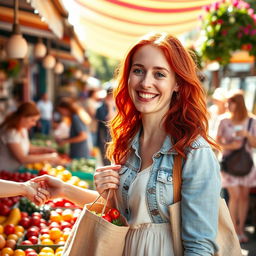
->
[94, 165, 121, 200]
[229, 140, 242, 150]
[31, 175, 65, 200]
[22, 180, 50, 205]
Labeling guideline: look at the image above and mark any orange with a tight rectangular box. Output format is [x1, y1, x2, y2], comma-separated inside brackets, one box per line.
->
[61, 170, 72, 181]
[40, 234, 50, 240]
[55, 252, 63, 256]
[55, 237, 65, 245]
[40, 247, 54, 254]
[61, 209, 73, 222]
[14, 231, 23, 238]
[41, 238, 54, 245]
[62, 231, 69, 241]
[1, 247, 14, 255]
[55, 246, 64, 253]
[0, 225, 3, 234]
[13, 249, 26, 256]
[49, 228, 62, 241]
[7, 234, 19, 241]
[50, 211, 62, 222]
[14, 226, 24, 233]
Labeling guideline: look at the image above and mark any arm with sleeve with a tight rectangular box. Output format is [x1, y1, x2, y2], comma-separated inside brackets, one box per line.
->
[181, 146, 221, 256]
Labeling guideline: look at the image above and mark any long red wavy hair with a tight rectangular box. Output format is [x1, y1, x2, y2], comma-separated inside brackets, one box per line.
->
[107, 32, 218, 164]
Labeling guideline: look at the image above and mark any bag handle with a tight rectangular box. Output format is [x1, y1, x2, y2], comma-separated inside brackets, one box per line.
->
[242, 117, 253, 147]
[173, 154, 183, 203]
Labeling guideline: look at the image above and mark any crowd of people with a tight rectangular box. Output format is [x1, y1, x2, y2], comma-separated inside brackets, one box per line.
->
[0, 32, 255, 255]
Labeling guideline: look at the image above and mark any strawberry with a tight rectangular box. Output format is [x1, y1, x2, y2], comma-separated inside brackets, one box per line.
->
[108, 208, 120, 220]
[102, 214, 112, 222]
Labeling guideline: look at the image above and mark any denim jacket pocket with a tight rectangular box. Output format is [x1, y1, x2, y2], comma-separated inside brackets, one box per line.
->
[156, 168, 174, 206]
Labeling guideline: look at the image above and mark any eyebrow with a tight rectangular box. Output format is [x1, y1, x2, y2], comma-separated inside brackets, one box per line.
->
[132, 63, 170, 73]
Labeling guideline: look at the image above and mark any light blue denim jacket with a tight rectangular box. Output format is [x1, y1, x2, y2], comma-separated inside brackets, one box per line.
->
[116, 130, 221, 256]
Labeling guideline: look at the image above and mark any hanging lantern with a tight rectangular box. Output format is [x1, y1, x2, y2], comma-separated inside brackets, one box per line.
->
[5, 0, 28, 59]
[54, 61, 64, 74]
[74, 69, 82, 79]
[42, 40, 56, 69]
[34, 39, 47, 58]
[43, 54, 56, 69]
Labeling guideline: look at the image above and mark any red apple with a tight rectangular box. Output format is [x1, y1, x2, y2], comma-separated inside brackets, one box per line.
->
[60, 221, 72, 230]
[28, 235, 38, 244]
[4, 224, 15, 235]
[27, 252, 38, 256]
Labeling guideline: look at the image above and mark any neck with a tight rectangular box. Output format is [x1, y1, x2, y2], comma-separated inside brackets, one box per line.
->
[141, 115, 166, 142]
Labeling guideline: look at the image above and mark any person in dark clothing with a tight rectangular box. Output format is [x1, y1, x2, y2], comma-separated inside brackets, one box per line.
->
[96, 89, 116, 165]
[56, 98, 91, 159]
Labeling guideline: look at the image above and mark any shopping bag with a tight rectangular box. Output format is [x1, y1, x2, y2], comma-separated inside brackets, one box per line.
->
[169, 155, 242, 256]
[62, 195, 129, 256]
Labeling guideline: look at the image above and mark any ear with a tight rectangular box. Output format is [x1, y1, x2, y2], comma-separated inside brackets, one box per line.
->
[174, 82, 179, 92]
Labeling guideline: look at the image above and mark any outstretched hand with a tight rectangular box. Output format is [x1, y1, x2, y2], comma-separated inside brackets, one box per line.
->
[22, 180, 50, 205]
[31, 175, 65, 200]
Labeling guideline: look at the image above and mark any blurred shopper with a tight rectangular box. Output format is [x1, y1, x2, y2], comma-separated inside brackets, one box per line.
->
[83, 88, 101, 146]
[95, 88, 116, 165]
[208, 88, 227, 139]
[56, 98, 91, 159]
[216, 90, 256, 243]
[37, 93, 53, 135]
[0, 102, 62, 172]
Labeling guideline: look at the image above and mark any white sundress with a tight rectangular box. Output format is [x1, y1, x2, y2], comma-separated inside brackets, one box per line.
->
[122, 166, 174, 256]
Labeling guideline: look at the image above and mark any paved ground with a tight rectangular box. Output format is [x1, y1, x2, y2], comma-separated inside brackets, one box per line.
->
[241, 226, 256, 256]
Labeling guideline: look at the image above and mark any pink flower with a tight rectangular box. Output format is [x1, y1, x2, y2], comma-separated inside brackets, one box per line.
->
[243, 27, 250, 35]
[237, 32, 243, 38]
[203, 5, 211, 12]
[212, 2, 220, 11]
[233, 0, 239, 8]
[248, 8, 254, 16]
[217, 19, 224, 24]
[251, 29, 256, 36]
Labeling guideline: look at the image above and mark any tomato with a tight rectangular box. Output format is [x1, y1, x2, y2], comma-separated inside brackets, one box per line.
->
[102, 214, 112, 222]
[30, 216, 41, 227]
[19, 217, 31, 229]
[4, 224, 15, 235]
[20, 212, 29, 218]
[0, 203, 11, 216]
[21, 240, 33, 245]
[26, 228, 39, 238]
[28, 235, 39, 245]
[31, 212, 42, 218]
[108, 208, 120, 220]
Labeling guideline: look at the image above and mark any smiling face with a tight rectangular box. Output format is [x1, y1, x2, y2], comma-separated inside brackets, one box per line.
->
[128, 44, 178, 120]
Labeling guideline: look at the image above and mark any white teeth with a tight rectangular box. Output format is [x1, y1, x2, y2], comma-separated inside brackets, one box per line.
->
[138, 92, 156, 99]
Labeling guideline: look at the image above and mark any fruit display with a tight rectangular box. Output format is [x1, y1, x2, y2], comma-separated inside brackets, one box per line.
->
[67, 158, 95, 173]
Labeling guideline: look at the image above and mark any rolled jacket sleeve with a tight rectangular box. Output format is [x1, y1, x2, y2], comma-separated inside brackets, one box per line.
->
[181, 145, 221, 256]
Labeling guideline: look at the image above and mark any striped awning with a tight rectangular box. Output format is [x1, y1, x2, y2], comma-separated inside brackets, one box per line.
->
[61, 0, 215, 59]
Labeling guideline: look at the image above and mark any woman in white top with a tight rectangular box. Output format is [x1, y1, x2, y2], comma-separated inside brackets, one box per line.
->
[0, 102, 62, 172]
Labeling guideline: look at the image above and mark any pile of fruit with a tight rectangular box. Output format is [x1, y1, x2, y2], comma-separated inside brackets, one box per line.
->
[67, 158, 95, 173]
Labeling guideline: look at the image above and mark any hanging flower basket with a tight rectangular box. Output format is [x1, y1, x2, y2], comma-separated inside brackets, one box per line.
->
[0, 59, 21, 78]
[199, 0, 256, 65]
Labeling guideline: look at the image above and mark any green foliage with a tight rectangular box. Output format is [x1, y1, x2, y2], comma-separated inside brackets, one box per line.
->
[0, 59, 21, 78]
[200, 0, 256, 65]
[87, 51, 119, 82]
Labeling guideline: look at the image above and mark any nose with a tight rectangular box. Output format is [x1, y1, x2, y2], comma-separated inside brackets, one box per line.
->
[140, 72, 153, 88]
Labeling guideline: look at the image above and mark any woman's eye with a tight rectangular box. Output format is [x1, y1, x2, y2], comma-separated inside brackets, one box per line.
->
[155, 72, 165, 78]
[133, 68, 143, 75]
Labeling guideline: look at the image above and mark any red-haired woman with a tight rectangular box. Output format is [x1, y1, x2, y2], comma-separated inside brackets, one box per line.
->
[32, 33, 221, 255]
[0, 102, 62, 172]
[217, 90, 256, 243]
